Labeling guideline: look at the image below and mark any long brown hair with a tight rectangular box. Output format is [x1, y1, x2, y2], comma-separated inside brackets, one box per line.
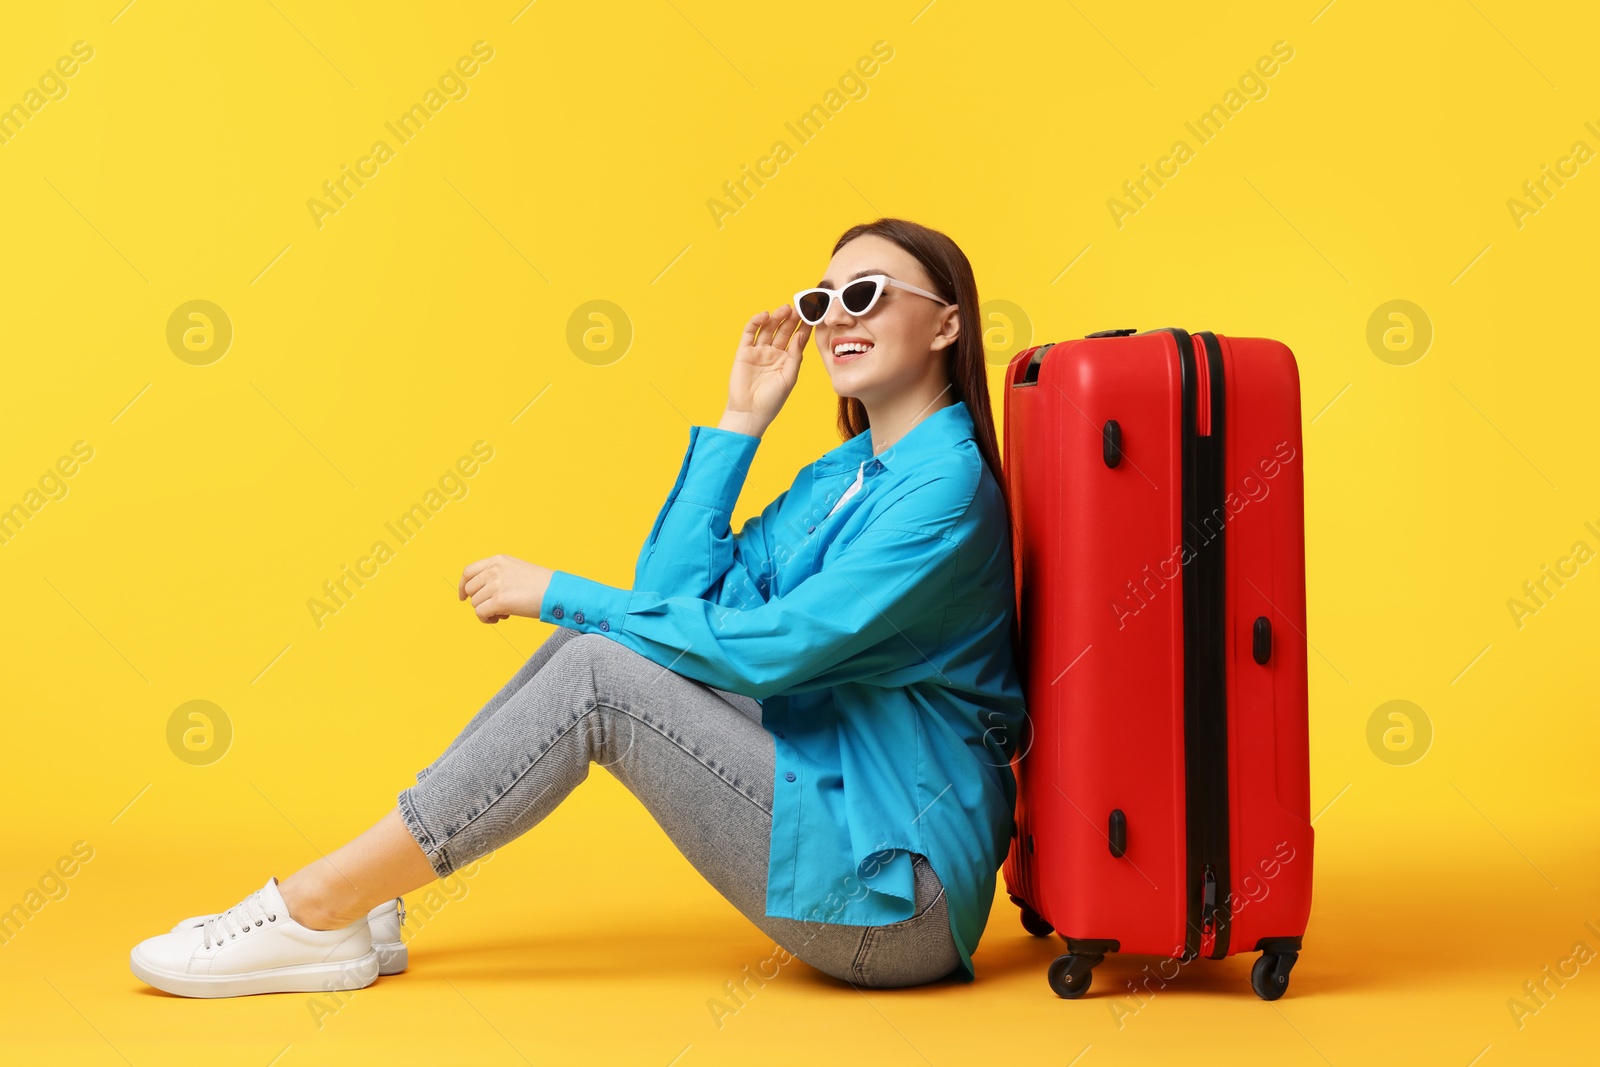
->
[827, 217, 1012, 521]
[826, 219, 1026, 705]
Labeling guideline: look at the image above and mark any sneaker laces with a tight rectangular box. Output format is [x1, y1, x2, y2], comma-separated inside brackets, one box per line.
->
[200, 889, 276, 949]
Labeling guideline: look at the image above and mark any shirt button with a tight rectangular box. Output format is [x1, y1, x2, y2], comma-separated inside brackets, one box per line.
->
[807, 525, 816, 533]
[552, 605, 563, 619]
[573, 610, 585, 624]
[598, 619, 609, 632]
[775, 730, 785, 738]
[784, 771, 796, 782]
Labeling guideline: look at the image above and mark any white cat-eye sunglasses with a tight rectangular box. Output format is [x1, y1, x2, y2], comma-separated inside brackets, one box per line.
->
[792, 274, 951, 326]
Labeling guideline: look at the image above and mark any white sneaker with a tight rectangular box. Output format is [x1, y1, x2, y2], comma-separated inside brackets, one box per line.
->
[131, 875, 379, 998]
[170, 894, 407, 975]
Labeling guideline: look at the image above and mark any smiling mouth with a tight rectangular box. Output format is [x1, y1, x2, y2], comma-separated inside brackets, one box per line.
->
[832, 342, 874, 362]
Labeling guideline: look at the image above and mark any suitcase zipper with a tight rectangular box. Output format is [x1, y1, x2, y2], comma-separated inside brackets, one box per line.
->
[1199, 863, 1220, 957]
[1195, 331, 1233, 961]
[1162, 327, 1234, 963]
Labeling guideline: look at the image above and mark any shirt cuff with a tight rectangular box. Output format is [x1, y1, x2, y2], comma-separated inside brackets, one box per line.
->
[675, 425, 761, 514]
[540, 569, 636, 635]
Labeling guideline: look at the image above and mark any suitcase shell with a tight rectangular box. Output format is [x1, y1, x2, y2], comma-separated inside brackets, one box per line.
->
[999, 328, 1313, 1000]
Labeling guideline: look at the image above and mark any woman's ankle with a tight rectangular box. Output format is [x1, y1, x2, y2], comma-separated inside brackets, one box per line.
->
[278, 870, 364, 931]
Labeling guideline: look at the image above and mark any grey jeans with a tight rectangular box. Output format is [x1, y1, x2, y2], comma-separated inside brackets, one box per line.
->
[396, 626, 962, 988]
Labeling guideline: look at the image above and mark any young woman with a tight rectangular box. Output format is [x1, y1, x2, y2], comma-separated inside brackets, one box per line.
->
[130, 217, 1027, 997]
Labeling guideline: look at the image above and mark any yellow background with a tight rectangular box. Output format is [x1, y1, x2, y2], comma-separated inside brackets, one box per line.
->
[2, 0, 1596, 1063]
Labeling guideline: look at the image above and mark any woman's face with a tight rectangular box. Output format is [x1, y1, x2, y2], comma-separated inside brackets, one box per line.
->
[809, 234, 959, 404]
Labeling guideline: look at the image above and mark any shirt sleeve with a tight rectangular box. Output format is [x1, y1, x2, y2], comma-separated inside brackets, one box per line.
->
[541, 477, 972, 701]
[631, 424, 772, 602]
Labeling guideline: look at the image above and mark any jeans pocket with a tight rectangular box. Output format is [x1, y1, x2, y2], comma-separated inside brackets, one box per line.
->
[850, 856, 962, 988]
[878, 885, 945, 932]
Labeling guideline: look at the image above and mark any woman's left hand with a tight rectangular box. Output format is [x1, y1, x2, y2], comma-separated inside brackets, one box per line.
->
[458, 554, 555, 624]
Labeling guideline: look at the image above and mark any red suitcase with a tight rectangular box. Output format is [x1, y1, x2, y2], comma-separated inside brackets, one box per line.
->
[999, 327, 1313, 1000]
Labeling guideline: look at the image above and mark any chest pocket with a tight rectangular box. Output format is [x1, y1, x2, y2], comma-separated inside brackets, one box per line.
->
[934, 601, 967, 661]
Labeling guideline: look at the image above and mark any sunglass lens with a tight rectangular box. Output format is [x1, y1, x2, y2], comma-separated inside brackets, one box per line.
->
[841, 279, 880, 315]
[797, 291, 830, 324]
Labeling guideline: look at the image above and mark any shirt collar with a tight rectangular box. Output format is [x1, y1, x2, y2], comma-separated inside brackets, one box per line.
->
[812, 399, 976, 477]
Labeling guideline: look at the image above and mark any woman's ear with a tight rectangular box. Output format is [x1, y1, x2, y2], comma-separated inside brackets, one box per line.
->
[931, 305, 960, 352]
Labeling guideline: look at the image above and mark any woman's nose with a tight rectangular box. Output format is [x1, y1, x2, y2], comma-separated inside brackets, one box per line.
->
[821, 298, 854, 329]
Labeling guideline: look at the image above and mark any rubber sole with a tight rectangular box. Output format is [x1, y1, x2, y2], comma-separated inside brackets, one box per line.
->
[130, 946, 381, 998]
[374, 941, 407, 975]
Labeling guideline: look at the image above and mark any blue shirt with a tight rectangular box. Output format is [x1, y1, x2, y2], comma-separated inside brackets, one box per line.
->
[538, 398, 1026, 982]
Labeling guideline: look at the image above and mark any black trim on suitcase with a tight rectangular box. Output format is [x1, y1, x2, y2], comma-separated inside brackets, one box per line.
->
[1195, 330, 1233, 960]
[1150, 327, 1233, 963]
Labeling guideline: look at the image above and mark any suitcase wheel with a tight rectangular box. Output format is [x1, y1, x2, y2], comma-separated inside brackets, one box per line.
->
[1018, 902, 1053, 938]
[1250, 950, 1298, 1001]
[1047, 953, 1101, 999]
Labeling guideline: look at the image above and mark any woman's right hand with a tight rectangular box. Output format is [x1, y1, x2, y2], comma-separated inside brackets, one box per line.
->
[722, 304, 811, 437]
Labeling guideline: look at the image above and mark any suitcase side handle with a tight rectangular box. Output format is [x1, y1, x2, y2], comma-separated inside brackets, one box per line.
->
[1253, 615, 1273, 664]
[1102, 420, 1123, 467]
